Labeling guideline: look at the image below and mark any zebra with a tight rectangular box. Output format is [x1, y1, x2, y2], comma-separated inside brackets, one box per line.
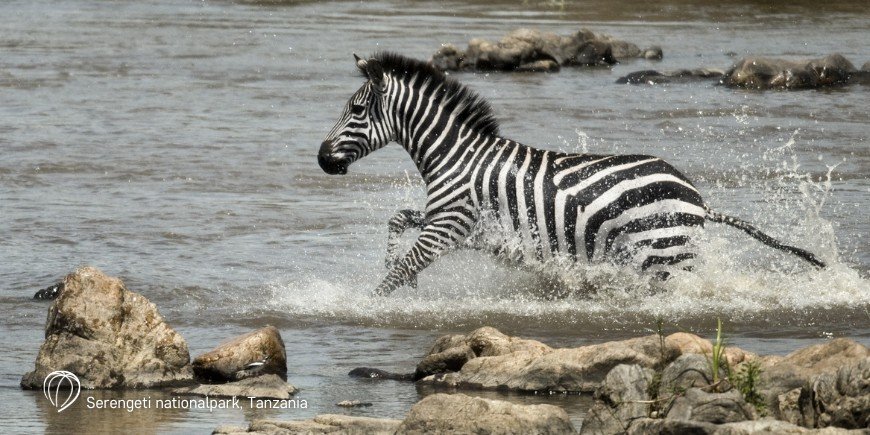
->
[317, 52, 826, 296]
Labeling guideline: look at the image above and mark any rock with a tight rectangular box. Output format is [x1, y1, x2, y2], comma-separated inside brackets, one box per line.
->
[349, 367, 414, 381]
[581, 401, 628, 435]
[617, 68, 725, 85]
[173, 374, 297, 400]
[20, 266, 192, 389]
[773, 356, 870, 430]
[569, 40, 617, 66]
[666, 332, 752, 367]
[659, 353, 718, 397]
[429, 27, 660, 72]
[642, 46, 664, 60]
[581, 364, 654, 434]
[396, 393, 576, 434]
[336, 400, 372, 407]
[192, 326, 287, 382]
[715, 418, 860, 434]
[627, 417, 718, 434]
[517, 59, 561, 72]
[218, 415, 402, 434]
[416, 327, 754, 393]
[721, 54, 857, 89]
[430, 43, 464, 72]
[414, 326, 549, 380]
[666, 388, 757, 424]
[762, 338, 868, 396]
[33, 282, 63, 300]
[597, 364, 655, 421]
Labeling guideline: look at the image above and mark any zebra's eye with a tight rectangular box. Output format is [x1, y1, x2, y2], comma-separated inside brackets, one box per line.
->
[350, 104, 367, 115]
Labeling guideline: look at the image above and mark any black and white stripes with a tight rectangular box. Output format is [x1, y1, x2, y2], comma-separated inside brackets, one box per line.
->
[318, 52, 825, 296]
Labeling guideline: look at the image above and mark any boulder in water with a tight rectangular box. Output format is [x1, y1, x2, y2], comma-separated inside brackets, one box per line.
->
[20, 266, 192, 389]
[191, 325, 287, 382]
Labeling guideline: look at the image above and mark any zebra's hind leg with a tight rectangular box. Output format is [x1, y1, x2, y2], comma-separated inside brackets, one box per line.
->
[385, 209, 425, 288]
[374, 218, 469, 297]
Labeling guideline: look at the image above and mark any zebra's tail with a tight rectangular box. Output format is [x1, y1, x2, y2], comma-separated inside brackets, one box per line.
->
[703, 206, 827, 268]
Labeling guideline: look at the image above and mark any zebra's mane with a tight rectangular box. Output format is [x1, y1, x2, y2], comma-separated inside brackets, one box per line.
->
[368, 51, 500, 137]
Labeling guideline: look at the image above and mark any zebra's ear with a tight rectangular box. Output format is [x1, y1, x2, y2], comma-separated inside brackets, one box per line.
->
[354, 53, 367, 73]
[365, 58, 386, 93]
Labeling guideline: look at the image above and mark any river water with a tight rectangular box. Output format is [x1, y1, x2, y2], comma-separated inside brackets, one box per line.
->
[1, 0, 868, 432]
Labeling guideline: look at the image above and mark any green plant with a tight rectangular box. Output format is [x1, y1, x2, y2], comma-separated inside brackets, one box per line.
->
[707, 318, 727, 387]
[731, 359, 767, 416]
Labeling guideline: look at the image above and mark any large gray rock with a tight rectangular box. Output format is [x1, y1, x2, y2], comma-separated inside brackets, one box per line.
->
[721, 54, 857, 89]
[581, 364, 654, 434]
[173, 374, 297, 400]
[659, 353, 718, 398]
[666, 388, 757, 424]
[192, 326, 287, 382]
[21, 267, 192, 389]
[396, 393, 576, 434]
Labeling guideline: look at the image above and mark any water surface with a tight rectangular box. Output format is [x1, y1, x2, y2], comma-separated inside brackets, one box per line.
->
[1, 0, 868, 432]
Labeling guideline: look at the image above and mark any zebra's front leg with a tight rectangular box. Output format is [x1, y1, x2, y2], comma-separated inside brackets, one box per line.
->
[374, 220, 468, 297]
[385, 209, 426, 289]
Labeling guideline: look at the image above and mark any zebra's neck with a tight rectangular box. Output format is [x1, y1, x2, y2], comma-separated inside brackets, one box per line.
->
[386, 76, 502, 184]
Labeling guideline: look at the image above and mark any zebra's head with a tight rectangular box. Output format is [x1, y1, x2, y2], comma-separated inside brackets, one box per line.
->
[318, 55, 392, 175]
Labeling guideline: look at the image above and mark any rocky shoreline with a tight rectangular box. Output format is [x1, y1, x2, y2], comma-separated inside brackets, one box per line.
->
[23, 267, 869, 434]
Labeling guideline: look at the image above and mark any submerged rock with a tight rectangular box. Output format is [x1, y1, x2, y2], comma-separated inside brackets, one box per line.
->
[349, 366, 414, 381]
[192, 325, 287, 382]
[721, 54, 857, 89]
[617, 68, 725, 85]
[430, 28, 661, 72]
[21, 267, 192, 389]
[33, 281, 63, 300]
[173, 374, 296, 400]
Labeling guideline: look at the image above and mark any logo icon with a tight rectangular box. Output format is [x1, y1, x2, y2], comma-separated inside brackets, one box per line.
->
[43, 371, 81, 412]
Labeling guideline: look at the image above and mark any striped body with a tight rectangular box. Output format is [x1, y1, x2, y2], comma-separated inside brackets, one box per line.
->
[319, 53, 823, 296]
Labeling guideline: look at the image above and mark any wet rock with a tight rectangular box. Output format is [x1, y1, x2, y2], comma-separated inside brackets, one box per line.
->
[666, 388, 757, 424]
[430, 27, 660, 72]
[617, 68, 725, 85]
[517, 59, 561, 72]
[418, 327, 687, 393]
[414, 326, 549, 380]
[336, 400, 372, 407]
[396, 393, 576, 434]
[642, 46, 664, 60]
[20, 266, 192, 389]
[715, 418, 860, 434]
[349, 367, 414, 381]
[192, 326, 287, 382]
[215, 415, 401, 434]
[569, 40, 617, 66]
[721, 54, 857, 89]
[173, 374, 296, 400]
[33, 281, 63, 300]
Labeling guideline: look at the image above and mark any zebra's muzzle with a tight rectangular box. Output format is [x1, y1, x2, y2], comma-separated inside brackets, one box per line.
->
[318, 140, 349, 175]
